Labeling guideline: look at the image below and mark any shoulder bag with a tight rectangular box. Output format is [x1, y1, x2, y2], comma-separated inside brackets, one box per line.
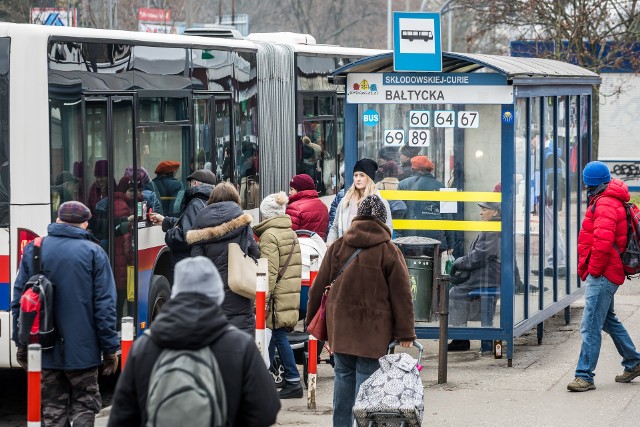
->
[228, 241, 266, 300]
[307, 248, 362, 341]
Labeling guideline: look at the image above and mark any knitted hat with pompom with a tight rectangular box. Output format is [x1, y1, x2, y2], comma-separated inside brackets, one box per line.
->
[260, 192, 289, 220]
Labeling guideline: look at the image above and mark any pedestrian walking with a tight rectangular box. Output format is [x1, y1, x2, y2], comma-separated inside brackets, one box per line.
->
[306, 195, 415, 426]
[567, 161, 640, 392]
[286, 173, 329, 240]
[187, 182, 260, 334]
[253, 192, 303, 399]
[327, 159, 393, 244]
[11, 201, 119, 426]
[108, 256, 280, 426]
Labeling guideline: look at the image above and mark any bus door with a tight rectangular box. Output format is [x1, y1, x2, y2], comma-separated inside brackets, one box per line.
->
[83, 95, 136, 331]
[193, 93, 235, 187]
[298, 92, 338, 198]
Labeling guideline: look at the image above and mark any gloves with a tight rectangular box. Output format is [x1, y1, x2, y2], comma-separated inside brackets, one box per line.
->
[101, 353, 119, 376]
[16, 346, 27, 370]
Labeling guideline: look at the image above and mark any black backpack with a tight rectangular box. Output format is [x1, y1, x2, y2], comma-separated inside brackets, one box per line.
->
[17, 237, 57, 349]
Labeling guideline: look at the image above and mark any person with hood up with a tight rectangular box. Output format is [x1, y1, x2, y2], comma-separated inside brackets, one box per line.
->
[306, 195, 415, 427]
[398, 155, 455, 252]
[286, 173, 329, 240]
[253, 192, 303, 399]
[151, 169, 217, 263]
[327, 158, 393, 245]
[186, 182, 260, 334]
[107, 256, 280, 426]
[447, 201, 501, 353]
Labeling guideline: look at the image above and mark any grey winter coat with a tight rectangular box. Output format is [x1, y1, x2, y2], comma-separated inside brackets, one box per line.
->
[452, 217, 501, 290]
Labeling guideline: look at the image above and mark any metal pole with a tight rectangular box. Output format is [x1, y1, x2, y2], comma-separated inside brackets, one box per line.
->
[27, 344, 42, 427]
[387, 0, 392, 50]
[108, 0, 112, 29]
[447, 10, 452, 52]
[255, 272, 268, 365]
[437, 275, 450, 384]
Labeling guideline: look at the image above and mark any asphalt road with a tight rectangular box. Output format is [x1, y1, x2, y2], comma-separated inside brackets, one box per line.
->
[0, 369, 116, 427]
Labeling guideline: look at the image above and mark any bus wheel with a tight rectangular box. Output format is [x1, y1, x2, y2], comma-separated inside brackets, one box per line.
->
[148, 275, 171, 323]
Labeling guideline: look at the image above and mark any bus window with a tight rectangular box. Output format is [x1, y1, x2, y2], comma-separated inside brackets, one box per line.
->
[0, 38, 9, 227]
[49, 97, 83, 222]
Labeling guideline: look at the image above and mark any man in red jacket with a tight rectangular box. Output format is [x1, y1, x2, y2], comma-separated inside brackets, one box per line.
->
[567, 161, 640, 392]
[286, 173, 329, 240]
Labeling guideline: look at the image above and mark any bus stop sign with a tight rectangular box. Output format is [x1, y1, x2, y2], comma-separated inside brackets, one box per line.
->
[393, 12, 442, 72]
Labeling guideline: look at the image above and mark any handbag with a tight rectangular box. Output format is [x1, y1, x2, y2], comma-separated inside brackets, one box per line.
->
[307, 248, 362, 341]
[126, 265, 135, 302]
[228, 242, 261, 300]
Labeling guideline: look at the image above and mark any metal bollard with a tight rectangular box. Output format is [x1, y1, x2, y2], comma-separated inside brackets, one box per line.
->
[121, 317, 134, 369]
[255, 272, 268, 364]
[307, 336, 318, 409]
[27, 344, 41, 427]
[437, 275, 450, 384]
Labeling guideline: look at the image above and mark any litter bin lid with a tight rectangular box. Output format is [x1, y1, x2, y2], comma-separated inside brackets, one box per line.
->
[392, 236, 441, 246]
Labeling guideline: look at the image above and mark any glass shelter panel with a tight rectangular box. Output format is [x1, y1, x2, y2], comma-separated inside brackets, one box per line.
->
[356, 102, 502, 331]
[528, 97, 542, 316]
[568, 96, 580, 293]
[514, 98, 527, 322]
[557, 96, 569, 296]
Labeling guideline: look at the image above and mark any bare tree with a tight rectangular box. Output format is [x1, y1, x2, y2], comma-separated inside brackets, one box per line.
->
[453, 0, 640, 158]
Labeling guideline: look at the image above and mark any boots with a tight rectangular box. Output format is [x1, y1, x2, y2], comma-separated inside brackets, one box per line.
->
[279, 381, 303, 399]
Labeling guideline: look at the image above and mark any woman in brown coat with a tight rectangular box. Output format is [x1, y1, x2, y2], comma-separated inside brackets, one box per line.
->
[305, 195, 416, 427]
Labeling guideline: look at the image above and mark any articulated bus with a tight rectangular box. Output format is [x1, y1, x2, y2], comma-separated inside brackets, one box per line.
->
[0, 23, 383, 368]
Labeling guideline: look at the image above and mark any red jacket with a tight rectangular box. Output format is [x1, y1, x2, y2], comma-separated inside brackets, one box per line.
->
[578, 178, 630, 285]
[285, 189, 329, 240]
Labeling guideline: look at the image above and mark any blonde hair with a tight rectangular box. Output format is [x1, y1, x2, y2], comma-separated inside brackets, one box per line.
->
[208, 181, 241, 206]
[342, 175, 377, 208]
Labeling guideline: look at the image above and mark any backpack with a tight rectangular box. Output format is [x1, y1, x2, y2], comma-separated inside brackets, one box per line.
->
[617, 202, 640, 277]
[17, 237, 57, 349]
[592, 199, 640, 277]
[145, 329, 228, 427]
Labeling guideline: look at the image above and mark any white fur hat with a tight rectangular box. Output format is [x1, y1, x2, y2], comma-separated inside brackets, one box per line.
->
[260, 192, 288, 220]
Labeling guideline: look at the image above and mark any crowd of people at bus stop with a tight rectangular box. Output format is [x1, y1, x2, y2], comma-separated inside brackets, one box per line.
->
[12, 143, 640, 425]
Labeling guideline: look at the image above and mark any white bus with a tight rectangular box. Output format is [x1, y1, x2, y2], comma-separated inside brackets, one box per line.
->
[0, 23, 383, 368]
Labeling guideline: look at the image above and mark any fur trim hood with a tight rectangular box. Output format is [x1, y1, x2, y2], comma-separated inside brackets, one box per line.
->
[187, 211, 253, 245]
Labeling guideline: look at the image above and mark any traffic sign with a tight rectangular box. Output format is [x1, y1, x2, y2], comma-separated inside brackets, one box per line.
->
[393, 12, 442, 72]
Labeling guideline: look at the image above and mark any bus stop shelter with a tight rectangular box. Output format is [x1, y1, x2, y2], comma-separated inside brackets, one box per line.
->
[330, 52, 601, 364]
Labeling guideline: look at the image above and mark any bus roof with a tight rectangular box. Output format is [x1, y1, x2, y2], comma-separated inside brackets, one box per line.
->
[0, 23, 258, 51]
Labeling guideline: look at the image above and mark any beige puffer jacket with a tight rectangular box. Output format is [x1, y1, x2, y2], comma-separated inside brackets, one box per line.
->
[253, 215, 302, 329]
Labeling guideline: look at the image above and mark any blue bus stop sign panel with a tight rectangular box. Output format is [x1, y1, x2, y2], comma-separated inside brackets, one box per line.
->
[393, 12, 442, 72]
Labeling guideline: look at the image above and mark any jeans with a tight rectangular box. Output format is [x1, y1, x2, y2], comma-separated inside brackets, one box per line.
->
[269, 327, 300, 383]
[575, 275, 640, 382]
[333, 352, 380, 427]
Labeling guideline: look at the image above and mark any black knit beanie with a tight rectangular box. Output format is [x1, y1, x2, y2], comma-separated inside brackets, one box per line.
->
[353, 158, 378, 181]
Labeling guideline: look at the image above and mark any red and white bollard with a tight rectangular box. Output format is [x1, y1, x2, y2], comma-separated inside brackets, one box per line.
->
[307, 254, 319, 409]
[121, 317, 134, 369]
[255, 271, 268, 366]
[307, 335, 318, 409]
[27, 344, 41, 427]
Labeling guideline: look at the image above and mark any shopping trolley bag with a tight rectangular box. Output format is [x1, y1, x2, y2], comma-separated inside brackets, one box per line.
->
[352, 341, 424, 427]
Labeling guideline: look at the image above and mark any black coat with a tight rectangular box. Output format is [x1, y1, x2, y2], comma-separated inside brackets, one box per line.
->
[161, 184, 213, 262]
[186, 201, 260, 334]
[107, 293, 280, 427]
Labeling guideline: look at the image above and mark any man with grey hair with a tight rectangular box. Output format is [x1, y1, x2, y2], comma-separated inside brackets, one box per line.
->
[108, 256, 280, 426]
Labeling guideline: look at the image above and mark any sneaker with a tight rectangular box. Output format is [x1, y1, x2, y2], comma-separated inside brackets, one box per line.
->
[567, 377, 596, 392]
[279, 381, 303, 399]
[615, 364, 640, 383]
[447, 340, 471, 352]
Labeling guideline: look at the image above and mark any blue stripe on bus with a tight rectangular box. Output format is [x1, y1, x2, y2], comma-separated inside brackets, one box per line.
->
[0, 282, 10, 310]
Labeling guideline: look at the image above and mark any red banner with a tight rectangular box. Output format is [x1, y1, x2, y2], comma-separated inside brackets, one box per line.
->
[138, 8, 171, 22]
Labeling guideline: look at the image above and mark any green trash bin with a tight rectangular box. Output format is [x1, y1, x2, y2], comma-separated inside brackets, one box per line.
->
[393, 236, 441, 322]
[405, 256, 434, 321]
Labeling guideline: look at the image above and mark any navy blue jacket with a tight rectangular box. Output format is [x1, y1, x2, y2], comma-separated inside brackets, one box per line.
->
[11, 223, 119, 370]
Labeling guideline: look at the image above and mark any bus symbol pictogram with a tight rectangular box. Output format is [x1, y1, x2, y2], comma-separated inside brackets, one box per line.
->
[401, 30, 434, 42]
